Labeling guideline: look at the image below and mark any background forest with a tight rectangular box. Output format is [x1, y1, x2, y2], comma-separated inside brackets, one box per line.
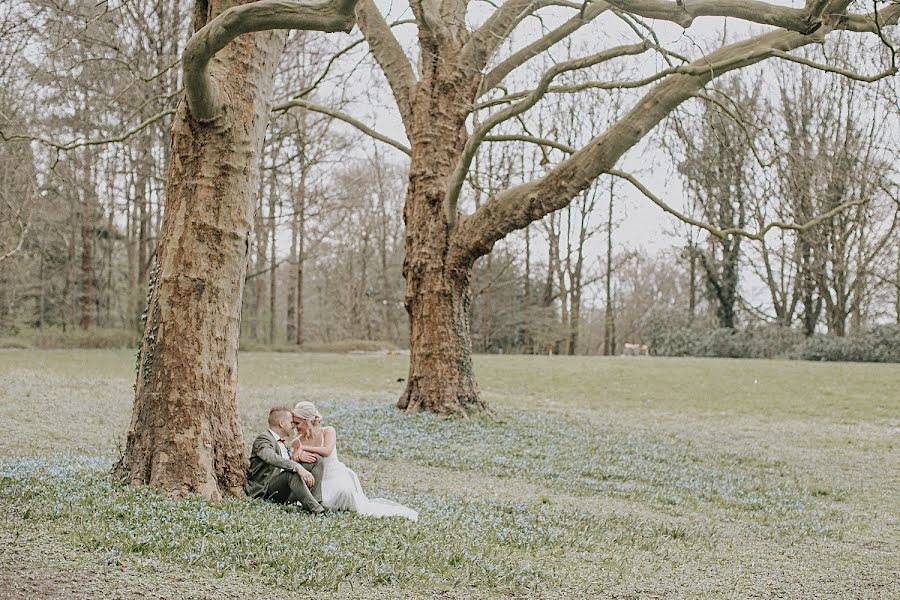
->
[1, 0, 898, 361]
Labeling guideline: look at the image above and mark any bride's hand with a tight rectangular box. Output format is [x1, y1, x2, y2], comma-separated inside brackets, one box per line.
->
[297, 451, 318, 463]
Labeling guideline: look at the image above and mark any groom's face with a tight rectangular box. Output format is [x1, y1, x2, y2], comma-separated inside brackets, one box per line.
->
[273, 412, 293, 437]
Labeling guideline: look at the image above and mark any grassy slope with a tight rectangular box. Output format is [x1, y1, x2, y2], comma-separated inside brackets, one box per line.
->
[0, 349, 898, 598]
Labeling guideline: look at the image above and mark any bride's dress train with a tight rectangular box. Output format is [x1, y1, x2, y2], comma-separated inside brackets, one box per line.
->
[320, 446, 418, 521]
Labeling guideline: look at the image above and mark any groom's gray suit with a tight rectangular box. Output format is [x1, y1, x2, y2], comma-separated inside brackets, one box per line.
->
[245, 431, 325, 513]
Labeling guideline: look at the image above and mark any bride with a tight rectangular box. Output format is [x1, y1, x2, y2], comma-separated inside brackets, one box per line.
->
[291, 401, 418, 521]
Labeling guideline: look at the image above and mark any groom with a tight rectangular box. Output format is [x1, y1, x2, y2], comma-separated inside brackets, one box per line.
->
[245, 406, 325, 514]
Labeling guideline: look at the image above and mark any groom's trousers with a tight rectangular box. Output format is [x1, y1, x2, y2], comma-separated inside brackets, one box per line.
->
[263, 460, 325, 513]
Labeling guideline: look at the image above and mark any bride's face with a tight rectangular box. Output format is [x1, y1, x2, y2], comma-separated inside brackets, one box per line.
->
[296, 419, 317, 436]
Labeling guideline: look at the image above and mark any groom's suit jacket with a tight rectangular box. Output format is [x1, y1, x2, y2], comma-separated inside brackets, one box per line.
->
[245, 431, 302, 499]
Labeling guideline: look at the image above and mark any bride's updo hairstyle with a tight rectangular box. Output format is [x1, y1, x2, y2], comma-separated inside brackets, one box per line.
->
[293, 401, 322, 432]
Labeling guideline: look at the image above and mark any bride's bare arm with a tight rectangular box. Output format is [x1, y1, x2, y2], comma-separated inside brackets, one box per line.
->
[300, 426, 336, 456]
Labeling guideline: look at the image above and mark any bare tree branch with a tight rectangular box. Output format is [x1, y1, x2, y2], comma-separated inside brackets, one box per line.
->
[447, 40, 651, 223]
[840, 3, 900, 33]
[355, 0, 417, 131]
[603, 0, 838, 33]
[184, 0, 359, 122]
[770, 48, 899, 81]
[274, 99, 411, 155]
[484, 134, 576, 154]
[0, 223, 29, 263]
[451, 4, 867, 264]
[475, 38, 862, 111]
[0, 190, 33, 264]
[607, 168, 872, 241]
[477, 2, 610, 97]
[0, 110, 176, 151]
[461, 0, 544, 73]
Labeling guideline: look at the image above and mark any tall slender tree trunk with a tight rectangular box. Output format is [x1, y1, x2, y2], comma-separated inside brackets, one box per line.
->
[895, 244, 900, 324]
[522, 224, 532, 354]
[77, 153, 97, 330]
[603, 181, 615, 355]
[267, 160, 278, 345]
[295, 179, 306, 345]
[251, 172, 267, 340]
[379, 178, 394, 342]
[688, 241, 697, 323]
[136, 144, 152, 328]
[286, 190, 298, 343]
[115, 15, 287, 499]
[37, 254, 46, 328]
[80, 221, 94, 329]
[104, 190, 115, 326]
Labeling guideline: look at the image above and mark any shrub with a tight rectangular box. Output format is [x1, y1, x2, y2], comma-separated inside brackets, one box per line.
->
[647, 323, 899, 363]
[793, 325, 900, 363]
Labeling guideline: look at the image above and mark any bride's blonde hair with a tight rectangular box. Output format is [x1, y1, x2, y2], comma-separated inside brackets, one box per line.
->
[292, 401, 322, 432]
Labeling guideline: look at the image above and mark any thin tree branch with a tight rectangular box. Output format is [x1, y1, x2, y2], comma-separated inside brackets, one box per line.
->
[484, 134, 576, 154]
[474, 41, 846, 111]
[0, 222, 30, 263]
[0, 110, 176, 151]
[608, 168, 872, 241]
[769, 49, 898, 82]
[477, 2, 610, 97]
[273, 99, 411, 155]
[281, 17, 415, 103]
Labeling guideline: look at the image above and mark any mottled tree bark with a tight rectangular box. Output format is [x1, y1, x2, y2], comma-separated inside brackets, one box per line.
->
[397, 50, 485, 413]
[116, 0, 358, 499]
[116, 21, 286, 499]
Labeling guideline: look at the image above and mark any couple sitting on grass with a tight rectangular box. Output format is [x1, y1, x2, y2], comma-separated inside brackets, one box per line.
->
[245, 402, 418, 521]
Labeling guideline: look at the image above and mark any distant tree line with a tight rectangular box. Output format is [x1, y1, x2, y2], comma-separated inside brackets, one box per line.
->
[1, 1, 898, 363]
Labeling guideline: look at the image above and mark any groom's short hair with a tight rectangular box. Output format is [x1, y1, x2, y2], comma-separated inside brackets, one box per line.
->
[267, 406, 293, 427]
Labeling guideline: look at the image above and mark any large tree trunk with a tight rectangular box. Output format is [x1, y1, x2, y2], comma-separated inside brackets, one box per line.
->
[115, 15, 286, 499]
[399, 255, 484, 414]
[398, 62, 485, 414]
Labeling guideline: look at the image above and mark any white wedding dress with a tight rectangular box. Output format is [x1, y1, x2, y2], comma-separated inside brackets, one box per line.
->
[320, 445, 418, 521]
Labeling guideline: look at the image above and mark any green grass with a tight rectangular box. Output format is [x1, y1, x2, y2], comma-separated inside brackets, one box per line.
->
[0, 349, 898, 598]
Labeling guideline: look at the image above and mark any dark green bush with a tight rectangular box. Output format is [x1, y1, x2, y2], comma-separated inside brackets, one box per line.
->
[793, 325, 900, 363]
[646, 323, 899, 363]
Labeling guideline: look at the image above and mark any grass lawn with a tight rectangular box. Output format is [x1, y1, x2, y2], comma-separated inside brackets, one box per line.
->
[0, 349, 898, 598]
